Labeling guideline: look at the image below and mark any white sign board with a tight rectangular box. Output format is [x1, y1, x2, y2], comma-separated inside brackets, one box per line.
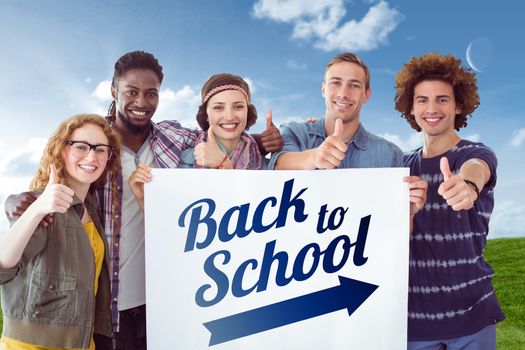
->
[145, 168, 409, 349]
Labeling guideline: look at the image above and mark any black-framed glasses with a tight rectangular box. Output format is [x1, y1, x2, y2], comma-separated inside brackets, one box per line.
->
[65, 140, 114, 161]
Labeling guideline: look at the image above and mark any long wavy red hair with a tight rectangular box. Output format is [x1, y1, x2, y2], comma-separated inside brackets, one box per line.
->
[30, 114, 121, 212]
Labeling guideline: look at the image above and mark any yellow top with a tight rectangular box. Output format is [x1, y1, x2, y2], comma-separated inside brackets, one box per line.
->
[84, 220, 105, 296]
[0, 220, 105, 350]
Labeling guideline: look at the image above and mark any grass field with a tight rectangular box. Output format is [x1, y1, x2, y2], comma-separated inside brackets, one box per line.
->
[484, 237, 525, 348]
[1, 237, 523, 347]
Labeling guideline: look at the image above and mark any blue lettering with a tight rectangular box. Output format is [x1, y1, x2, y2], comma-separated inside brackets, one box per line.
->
[179, 198, 217, 252]
[322, 235, 351, 273]
[195, 250, 230, 307]
[252, 197, 278, 233]
[275, 179, 308, 228]
[257, 240, 293, 292]
[196, 215, 371, 307]
[292, 243, 321, 281]
[218, 204, 251, 242]
[352, 215, 370, 266]
[232, 259, 258, 297]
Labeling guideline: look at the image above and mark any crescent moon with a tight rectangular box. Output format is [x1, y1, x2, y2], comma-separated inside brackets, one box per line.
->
[466, 42, 481, 73]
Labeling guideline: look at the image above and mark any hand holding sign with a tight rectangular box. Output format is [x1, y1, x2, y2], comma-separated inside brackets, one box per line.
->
[129, 163, 152, 211]
[313, 118, 347, 169]
[35, 164, 75, 215]
[194, 126, 231, 169]
[437, 157, 476, 211]
[404, 176, 428, 218]
[260, 110, 283, 154]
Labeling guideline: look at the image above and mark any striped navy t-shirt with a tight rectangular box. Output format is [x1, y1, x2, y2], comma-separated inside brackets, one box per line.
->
[404, 139, 505, 341]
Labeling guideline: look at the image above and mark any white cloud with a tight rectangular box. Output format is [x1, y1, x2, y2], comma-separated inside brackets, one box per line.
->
[287, 59, 307, 70]
[464, 134, 480, 142]
[154, 85, 201, 128]
[510, 128, 525, 148]
[91, 80, 112, 102]
[243, 76, 256, 94]
[380, 132, 422, 152]
[0, 137, 47, 177]
[0, 138, 47, 236]
[489, 200, 525, 238]
[253, 0, 343, 24]
[253, 0, 404, 52]
[376, 67, 396, 75]
[0, 176, 34, 236]
[316, 1, 404, 52]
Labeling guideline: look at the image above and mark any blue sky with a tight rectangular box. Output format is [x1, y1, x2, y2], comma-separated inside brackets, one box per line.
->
[0, 0, 524, 238]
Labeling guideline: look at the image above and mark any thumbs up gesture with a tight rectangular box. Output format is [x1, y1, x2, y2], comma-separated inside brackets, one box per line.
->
[259, 110, 283, 154]
[35, 164, 75, 215]
[437, 157, 477, 211]
[194, 126, 231, 168]
[313, 118, 347, 169]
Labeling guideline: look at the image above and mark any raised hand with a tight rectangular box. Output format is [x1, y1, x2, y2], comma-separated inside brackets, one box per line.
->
[129, 163, 152, 211]
[34, 164, 75, 215]
[313, 118, 347, 169]
[194, 126, 230, 168]
[260, 110, 283, 154]
[437, 157, 477, 211]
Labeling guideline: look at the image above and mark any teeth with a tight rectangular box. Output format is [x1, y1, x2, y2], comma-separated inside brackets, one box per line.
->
[425, 117, 440, 122]
[131, 110, 147, 116]
[335, 101, 351, 108]
[79, 165, 96, 171]
[221, 123, 237, 129]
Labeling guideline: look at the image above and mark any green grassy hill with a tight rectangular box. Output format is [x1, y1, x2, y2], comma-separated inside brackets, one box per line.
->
[1, 237, 524, 347]
[484, 237, 525, 348]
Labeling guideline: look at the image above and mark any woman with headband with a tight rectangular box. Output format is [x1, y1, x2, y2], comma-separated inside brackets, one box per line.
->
[128, 73, 275, 210]
[191, 73, 263, 169]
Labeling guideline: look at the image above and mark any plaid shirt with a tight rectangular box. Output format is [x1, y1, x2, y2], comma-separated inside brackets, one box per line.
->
[95, 119, 197, 332]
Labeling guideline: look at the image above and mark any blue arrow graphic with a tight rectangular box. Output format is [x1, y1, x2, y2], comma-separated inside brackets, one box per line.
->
[203, 276, 378, 346]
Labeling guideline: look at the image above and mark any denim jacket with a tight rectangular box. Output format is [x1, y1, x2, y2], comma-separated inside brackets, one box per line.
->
[268, 118, 403, 169]
[0, 192, 112, 349]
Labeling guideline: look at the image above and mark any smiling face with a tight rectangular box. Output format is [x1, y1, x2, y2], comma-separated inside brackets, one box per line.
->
[412, 80, 462, 139]
[322, 61, 371, 125]
[111, 68, 160, 134]
[206, 89, 248, 150]
[62, 123, 109, 195]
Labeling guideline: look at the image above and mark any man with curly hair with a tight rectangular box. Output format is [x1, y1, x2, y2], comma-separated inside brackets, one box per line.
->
[396, 53, 505, 349]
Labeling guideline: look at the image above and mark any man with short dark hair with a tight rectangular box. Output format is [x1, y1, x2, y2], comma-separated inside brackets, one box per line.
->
[98, 50, 197, 349]
[396, 53, 505, 349]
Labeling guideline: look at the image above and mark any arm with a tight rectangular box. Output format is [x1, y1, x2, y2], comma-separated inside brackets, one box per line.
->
[0, 166, 74, 269]
[0, 200, 50, 268]
[5, 192, 54, 227]
[274, 149, 319, 170]
[438, 157, 490, 211]
[275, 119, 347, 170]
